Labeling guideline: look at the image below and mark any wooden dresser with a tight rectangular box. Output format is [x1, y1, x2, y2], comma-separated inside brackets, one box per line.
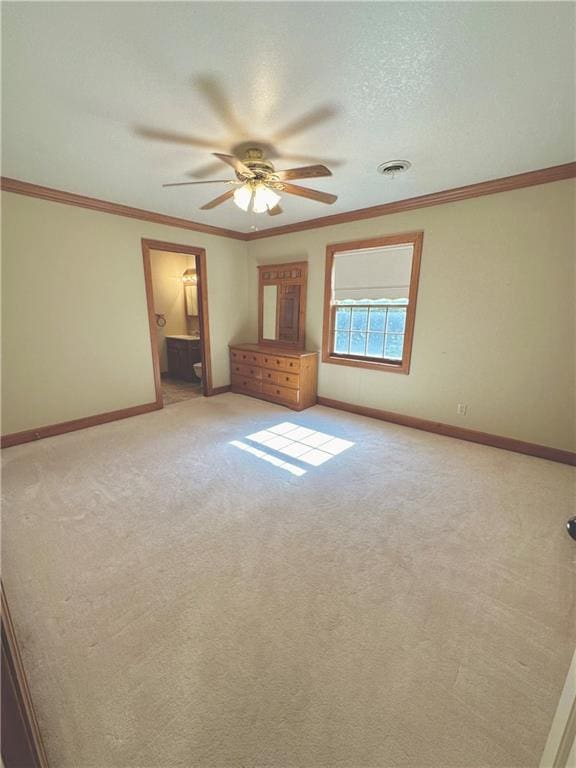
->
[229, 343, 318, 411]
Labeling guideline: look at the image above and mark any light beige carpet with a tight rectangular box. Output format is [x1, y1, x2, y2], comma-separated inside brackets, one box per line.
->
[2, 393, 575, 768]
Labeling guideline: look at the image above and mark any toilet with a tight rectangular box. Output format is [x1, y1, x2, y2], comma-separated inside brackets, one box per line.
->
[193, 362, 202, 381]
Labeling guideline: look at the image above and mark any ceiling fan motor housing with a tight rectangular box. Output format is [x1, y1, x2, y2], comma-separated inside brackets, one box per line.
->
[237, 147, 276, 181]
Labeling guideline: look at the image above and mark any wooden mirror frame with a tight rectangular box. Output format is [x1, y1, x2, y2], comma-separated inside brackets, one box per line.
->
[258, 261, 308, 349]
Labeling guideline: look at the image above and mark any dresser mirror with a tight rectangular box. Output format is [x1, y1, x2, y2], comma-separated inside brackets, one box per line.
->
[258, 261, 308, 348]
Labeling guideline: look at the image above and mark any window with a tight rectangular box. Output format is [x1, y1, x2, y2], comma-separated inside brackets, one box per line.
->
[322, 232, 423, 374]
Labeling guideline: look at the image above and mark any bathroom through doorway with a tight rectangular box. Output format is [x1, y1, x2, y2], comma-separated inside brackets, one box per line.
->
[141, 239, 213, 406]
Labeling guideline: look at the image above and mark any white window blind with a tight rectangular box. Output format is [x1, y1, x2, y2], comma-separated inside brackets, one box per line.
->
[333, 244, 414, 302]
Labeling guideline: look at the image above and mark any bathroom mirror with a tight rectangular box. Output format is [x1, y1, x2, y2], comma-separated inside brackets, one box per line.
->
[258, 261, 308, 348]
[182, 269, 198, 317]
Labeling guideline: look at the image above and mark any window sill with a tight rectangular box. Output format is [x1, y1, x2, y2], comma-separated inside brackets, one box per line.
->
[322, 353, 410, 374]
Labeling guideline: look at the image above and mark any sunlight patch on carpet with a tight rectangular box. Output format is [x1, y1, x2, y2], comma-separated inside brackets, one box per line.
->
[229, 440, 307, 476]
[230, 422, 354, 475]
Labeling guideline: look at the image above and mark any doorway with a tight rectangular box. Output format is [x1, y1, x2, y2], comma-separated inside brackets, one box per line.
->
[141, 239, 214, 406]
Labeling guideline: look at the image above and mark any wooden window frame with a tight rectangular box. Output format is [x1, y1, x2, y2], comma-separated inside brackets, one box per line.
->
[322, 231, 423, 375]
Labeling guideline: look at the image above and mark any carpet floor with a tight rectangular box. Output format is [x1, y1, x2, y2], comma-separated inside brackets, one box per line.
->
[2, 393, 574, 768]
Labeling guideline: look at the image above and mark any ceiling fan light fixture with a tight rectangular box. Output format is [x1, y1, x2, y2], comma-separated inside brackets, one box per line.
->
[252, 184, 281, 213]
[162, 148, 336, 213]
[233, 184, 253, 211]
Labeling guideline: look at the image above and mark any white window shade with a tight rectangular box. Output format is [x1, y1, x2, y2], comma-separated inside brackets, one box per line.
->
[333, 244, 414, 301]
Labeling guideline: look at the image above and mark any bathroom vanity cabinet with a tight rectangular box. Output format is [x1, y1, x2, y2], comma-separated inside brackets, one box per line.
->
[166, 336, 201, 381]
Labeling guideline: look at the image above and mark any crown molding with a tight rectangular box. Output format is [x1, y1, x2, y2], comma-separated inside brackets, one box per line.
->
[246, 162, 576, 240]
[2, 162, 574, 243]
[0, 177, 250, 241]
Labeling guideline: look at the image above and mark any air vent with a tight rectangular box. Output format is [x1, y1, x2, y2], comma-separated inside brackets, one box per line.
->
[377, 160, 411, 177]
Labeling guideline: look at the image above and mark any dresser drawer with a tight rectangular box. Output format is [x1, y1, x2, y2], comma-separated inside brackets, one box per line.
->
[262, 382, 300, 405]
[283, 357, 301, 373]
[231, 374, 262, 394]
[230, 362, 262, 380]
[231, 348, 262, 366]
[262, 369, 300, 389]
[261, 353, 286, 370]
[261, 354, 301, 372]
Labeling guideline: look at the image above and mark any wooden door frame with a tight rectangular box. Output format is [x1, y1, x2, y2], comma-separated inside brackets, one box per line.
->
[540, 648, 576, 768]
[141, 239, 214, 400]
[1, 583, 50, 768]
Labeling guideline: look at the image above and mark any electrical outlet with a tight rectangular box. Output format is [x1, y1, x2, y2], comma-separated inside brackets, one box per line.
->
[457, 403, 468, 415]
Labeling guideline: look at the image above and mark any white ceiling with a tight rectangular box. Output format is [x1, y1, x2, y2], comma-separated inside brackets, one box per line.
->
[2, 2, 574, 233]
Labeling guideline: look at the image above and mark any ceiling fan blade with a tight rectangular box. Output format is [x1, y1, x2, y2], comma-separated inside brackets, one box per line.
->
[189, 160, 227, 179]
[281, 182, 337, 205]
[163, 180, 237, 188]
[194, 75, 247, 138]
[200, 189, 235, 210]
[213, 153, 255, 178]
[267, 204, 283, 216]
[273, 104, 338, 143]
[276, 164, 332, 181]
[277, 152, 344, 167]
[134, 126, 226, 150]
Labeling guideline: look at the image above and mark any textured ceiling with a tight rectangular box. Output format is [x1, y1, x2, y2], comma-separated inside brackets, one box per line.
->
[2, 2, 574, 233]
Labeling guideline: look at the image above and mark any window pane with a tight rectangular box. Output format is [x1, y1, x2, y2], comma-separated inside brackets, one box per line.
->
[350, 331, 367, 355]
[386, 307, 407, 334]
[368, 307, 386, 332]
[366, 333, 385, 357]
[351, 308, 368, 331]
[335, 307, 351, 331]
[384, 333, 404, 359]
[334, 331, 349, 354]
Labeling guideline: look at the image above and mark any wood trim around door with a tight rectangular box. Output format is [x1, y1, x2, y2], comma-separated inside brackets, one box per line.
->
[539, 648, 576, 768]
[1, 240, 219, 449]
[141, 239, 215, 399]
[1, 583, 50, 768]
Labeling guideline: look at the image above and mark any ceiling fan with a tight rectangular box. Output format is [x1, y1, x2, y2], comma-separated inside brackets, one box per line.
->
[162, 147, 337, 216]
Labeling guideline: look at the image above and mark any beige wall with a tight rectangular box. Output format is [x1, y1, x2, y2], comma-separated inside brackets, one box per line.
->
[248, 179, 576, 452]
[149, 249, 194, 373]
[1, 192, 250, 435]
[2, 180, 574, 451]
